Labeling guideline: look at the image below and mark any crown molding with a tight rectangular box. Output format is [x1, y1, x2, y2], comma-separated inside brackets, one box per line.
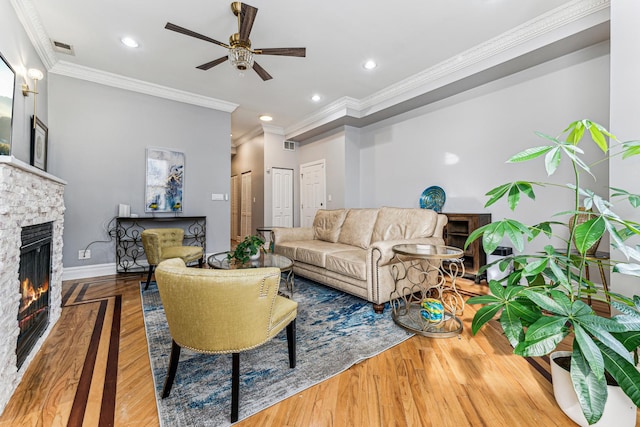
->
[233, 125, 264, 147]
[261, 124, 285, 135]
[285, 0, 610, 140]
[49, 61, 238, 112]
[10, 0, 58, 69]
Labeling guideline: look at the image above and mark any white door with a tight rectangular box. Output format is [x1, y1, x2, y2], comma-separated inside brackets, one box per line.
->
[240, 172, 252, 238]
[230, 175, 239, 241]
[300, 160, 326, 227]
[272, 168, 293, 227]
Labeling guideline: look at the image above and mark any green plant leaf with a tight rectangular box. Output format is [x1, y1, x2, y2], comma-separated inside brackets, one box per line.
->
[564, 120, 586, 144]
[573, 323, 605, 380]
[597, 342, 640, 409]
[570, 344, 607, 425]
[484, 183, 512, 207]
[499, 308, 525, 348]
[471, 304, 503, 335]
[507, 145, 554, 163]
[614, 263, 640, 278]
[514, 317, 567, 357]
[573, 217, 606, 255]
[544, 147, 562, 175]
[587, 122, 609, 153]
[523, 289, 570, 315]
[622, 140, 640, 159]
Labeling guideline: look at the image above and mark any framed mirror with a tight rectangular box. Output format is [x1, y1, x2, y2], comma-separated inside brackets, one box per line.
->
[0, 52, 16, 155]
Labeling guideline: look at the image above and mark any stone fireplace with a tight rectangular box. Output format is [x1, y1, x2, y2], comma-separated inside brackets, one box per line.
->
[0, 156, 65, 414]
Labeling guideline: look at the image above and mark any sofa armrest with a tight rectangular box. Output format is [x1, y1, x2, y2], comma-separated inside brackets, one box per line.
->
[272, 227, 315, 244]
[370, 237, 445, 267]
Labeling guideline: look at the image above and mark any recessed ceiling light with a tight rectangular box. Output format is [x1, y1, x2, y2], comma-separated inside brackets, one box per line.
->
[311, 94, 321, 102]
[259, 115, 273, 122]
[121, 37, 139, 48]
[363, 60, 377, 70]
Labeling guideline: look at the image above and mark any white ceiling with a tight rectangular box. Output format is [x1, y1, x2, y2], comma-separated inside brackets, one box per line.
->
[18, 0, 604, 143]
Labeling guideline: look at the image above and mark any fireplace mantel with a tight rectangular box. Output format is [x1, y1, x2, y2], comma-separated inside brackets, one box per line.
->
[0, 155, 66, 185]
[0, 157, 65, 415]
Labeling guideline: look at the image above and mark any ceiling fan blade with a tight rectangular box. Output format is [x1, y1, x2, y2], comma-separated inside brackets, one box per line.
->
[239, 3, 258, 41]
[256, 47, 306, 57]
[252, 62, 273, 81]
[196, 56, 229, 70]
[165, 22, 229, 48]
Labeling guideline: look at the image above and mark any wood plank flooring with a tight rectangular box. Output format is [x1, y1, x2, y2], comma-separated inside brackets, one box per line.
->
[0, 273, 619, 426]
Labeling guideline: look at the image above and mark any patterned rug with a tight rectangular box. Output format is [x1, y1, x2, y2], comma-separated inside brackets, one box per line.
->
[141, 276, 413, 426]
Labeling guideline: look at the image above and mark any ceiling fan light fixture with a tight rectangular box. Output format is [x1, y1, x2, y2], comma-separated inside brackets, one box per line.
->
[228, 46, 254, 71]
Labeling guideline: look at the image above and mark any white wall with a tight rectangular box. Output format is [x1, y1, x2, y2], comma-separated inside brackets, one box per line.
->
[48, 74, 231, 268]
[358, 42, 610, 252]
[609, 0, 640, 299]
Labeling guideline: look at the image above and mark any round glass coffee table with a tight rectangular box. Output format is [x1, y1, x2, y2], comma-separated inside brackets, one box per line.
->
[389, 244, 465, 338]
[207, 252, 295, 297]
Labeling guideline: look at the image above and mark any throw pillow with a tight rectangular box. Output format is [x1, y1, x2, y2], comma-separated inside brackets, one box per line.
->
[313, 209, 347, 242]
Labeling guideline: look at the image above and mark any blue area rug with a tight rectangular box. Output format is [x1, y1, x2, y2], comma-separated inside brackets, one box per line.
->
[141, 276, 413, 426]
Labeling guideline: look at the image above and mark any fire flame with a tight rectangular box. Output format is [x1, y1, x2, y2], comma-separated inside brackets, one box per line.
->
[19, 277, 49, 314]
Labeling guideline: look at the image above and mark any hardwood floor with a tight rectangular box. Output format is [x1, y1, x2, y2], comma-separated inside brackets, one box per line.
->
[0, 274, 612, 426]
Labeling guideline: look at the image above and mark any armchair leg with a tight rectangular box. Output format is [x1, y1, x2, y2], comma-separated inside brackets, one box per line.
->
[198, 257, 203, 268]
[286, 319, 296, 369]
[372, 303, 384, 314]
[231, 353, 240, 423]
[144, 265, 155, 291]
[162, 340, 181, 398]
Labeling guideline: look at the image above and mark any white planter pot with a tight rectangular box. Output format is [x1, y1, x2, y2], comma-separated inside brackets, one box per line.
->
[550, 351, 637, 426]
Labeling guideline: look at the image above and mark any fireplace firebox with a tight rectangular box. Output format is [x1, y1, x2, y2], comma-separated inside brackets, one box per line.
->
[17, 222, 52, 369]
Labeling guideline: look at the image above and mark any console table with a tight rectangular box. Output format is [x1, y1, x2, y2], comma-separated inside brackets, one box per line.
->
[115, 216, 206, 273]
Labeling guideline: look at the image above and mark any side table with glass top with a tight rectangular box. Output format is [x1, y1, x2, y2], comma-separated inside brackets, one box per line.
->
[389, 244, 465, 338]
[208, 252, 295, 297]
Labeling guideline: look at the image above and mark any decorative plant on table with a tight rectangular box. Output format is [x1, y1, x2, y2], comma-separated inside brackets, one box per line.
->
[227, 235, 266, 265]
[465, 119, 640, 425]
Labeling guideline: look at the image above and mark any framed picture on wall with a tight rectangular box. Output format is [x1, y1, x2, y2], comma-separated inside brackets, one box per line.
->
[30, 116, 48, 171]
[145, 147, 185, 213]
[0, 51, 16, 156]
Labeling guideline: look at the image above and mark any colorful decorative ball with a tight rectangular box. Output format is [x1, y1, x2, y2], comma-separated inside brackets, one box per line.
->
[420, 298, 444, 322]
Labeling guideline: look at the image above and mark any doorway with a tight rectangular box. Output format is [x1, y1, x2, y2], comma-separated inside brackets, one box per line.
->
[230, 175, 239, 241]
[240, 171, 252, 239]
[300, 160, 326, 227]
[272, 168, 294, 227]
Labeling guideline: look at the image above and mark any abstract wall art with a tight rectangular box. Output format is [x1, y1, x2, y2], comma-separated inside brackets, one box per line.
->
[145, 147, 185, 213]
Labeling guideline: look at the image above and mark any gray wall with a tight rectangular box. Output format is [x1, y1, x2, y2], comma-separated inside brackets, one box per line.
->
[263, 127, 299, 226]
[0, 1, 48, 163]
[298, 127, 348, 210]
[356, 42, 610, 252]
[231, 134, 264, 237]
[48, 74, 231, 268]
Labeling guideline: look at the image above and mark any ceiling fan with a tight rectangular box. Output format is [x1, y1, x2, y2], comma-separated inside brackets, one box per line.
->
[165, 2, 306, 81]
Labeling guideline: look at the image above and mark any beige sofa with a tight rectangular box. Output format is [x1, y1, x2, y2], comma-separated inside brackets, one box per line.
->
[272, 207, 448, 313]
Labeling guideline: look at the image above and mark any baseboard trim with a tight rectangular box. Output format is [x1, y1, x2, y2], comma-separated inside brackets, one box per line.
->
[62, 263, 117, 281]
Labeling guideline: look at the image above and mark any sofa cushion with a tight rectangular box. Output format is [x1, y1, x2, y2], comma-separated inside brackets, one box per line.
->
[337, 208, 379, 249]
[371, 207, 438, 243]
[293, 240, 355, 268]
[313, 209, 348, 243]
[325, 249, 367, 280]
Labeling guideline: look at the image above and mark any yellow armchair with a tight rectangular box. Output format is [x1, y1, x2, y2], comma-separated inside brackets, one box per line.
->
[154, 258, 298, 423]
[141, 228, 203, 290]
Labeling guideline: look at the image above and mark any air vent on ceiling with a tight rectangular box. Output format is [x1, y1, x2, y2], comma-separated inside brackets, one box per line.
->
[283, 140, 295, 151]
[51, 40, 75, 55]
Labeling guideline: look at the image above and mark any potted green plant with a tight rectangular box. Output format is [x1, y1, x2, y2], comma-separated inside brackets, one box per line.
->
[465, 119, 640, 425]
[227, 234, 266, 265]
